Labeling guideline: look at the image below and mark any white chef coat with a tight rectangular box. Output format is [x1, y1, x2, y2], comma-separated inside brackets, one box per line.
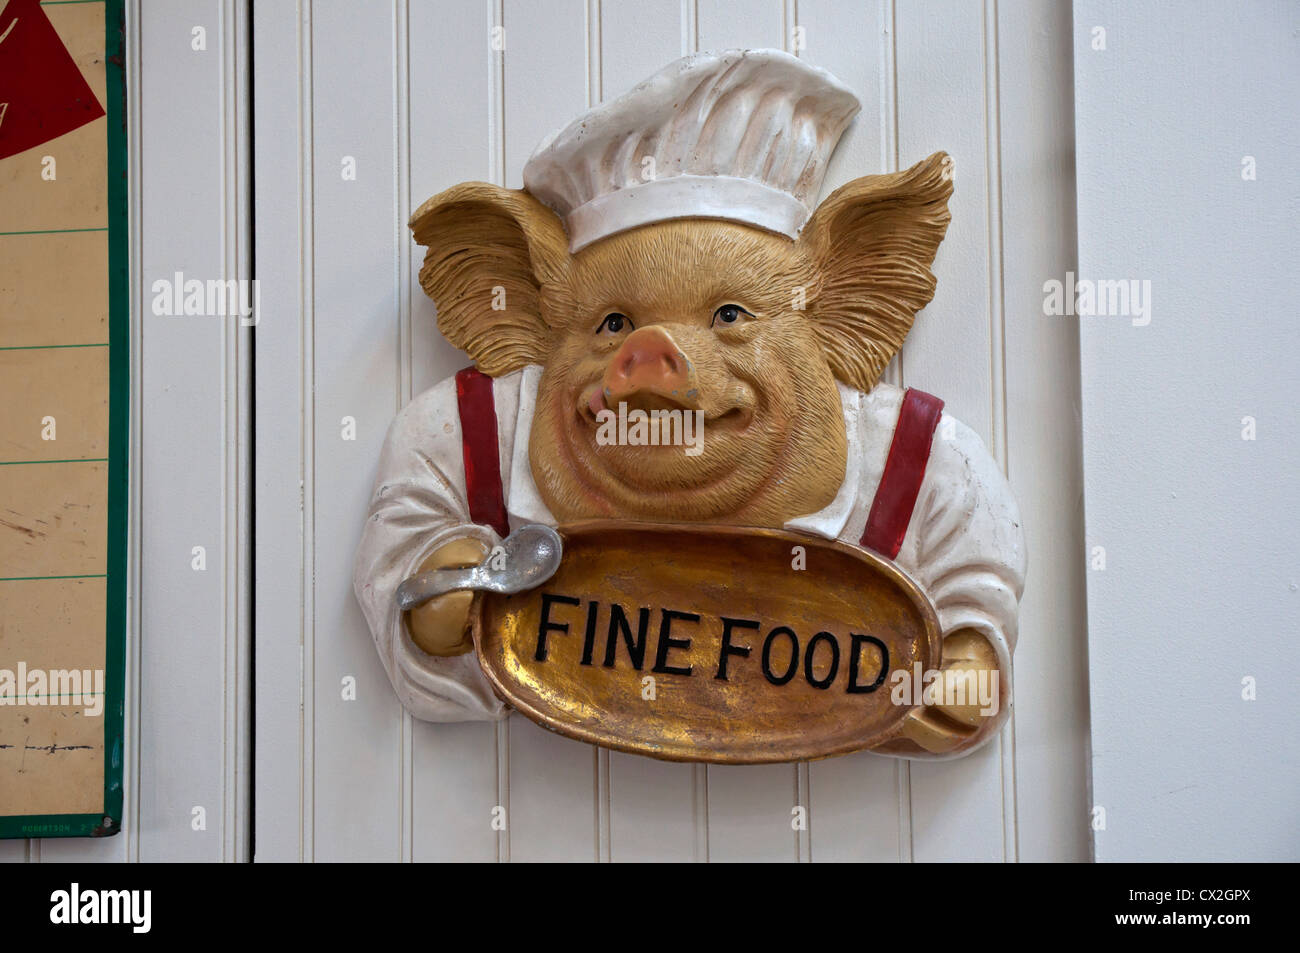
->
[353, 364, 1026, 758]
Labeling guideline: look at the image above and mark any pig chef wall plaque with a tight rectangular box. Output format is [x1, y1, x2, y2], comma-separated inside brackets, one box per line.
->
[354, 50, 1026, 762]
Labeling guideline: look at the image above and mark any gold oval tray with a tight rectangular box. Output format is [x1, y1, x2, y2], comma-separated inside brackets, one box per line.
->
[473, 521, 942, 764]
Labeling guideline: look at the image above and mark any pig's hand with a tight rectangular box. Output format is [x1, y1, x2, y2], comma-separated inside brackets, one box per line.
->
[403, 537, 491, 657]
[900, 629, 999, 754]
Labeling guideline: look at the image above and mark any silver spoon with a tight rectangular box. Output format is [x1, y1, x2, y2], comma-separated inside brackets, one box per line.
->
[395, 524, 564, 612]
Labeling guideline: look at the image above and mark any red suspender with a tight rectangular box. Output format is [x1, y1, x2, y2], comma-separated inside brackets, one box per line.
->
[455, 366, 511, 539]
[860, 388, 945, 560]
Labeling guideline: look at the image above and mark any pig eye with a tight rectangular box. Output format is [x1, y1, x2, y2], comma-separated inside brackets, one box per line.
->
[712, 304, 752, 327]
[597, 312, 633, 334]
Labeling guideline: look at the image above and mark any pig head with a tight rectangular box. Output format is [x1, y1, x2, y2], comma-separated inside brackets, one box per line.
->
[410, 152, 953, 528]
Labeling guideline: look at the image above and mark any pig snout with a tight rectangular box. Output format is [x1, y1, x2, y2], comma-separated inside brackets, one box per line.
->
[593, 326, 699, 414]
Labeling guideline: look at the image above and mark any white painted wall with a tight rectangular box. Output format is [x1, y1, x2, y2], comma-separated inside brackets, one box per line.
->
[3, 0, 1090, 863]
[1074, 0, 1300, 862]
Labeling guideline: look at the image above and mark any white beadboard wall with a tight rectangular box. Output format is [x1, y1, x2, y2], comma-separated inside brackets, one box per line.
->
[1, 0, 1088, 863]
[250, 0, 1088, 863]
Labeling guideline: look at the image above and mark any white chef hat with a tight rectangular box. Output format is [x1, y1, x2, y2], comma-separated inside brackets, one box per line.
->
[522, 49, 861, 253]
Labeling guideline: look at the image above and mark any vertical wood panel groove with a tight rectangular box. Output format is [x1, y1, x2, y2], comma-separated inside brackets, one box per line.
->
[489, 0, 509, 863]
[218, 0, 231, 861]
[299, 0, 316, 863]
[237, 0, 254, 862]
[394, 0, 414, 863]
[496, 720, 509, 861]
[587, 0, 612, 865]
[229, 0, 242, 863]
[490, 0, 505, 185]
[789, 0, 809, 867]
[594, 747, 609, 861]
[796, 763, 810, 861]
[791, 0, 809, 872]
[221, 0, 241, 863]
[881, 0, 912, 863]
[981, 0, 1018, 864]
[216, 0, 252, 865]
[882, 0, 900, 385]
[692, 761, 708, 862]
[587, 0, 602, 107]
[685, 6, 703, 854]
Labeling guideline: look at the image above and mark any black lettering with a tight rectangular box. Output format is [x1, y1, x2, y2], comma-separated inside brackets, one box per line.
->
[803, 631, 840, 690]
[761, 626, 799, 686]
[847, 634, 888, 693]
[579, 600, 599, 666]
[715, 617, 758, 680]
[604, 604, 651, 669]
[535, 593, 580, 662]
[652, 609, 698, 676]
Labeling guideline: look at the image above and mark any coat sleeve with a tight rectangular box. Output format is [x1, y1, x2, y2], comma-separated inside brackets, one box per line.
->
[352, 375, 509, 723]
[896, 412, 1028, 757]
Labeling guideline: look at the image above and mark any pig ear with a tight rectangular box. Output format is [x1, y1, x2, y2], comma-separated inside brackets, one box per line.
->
[410, 182, 570, 376]
[798, 152, 953, 391]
